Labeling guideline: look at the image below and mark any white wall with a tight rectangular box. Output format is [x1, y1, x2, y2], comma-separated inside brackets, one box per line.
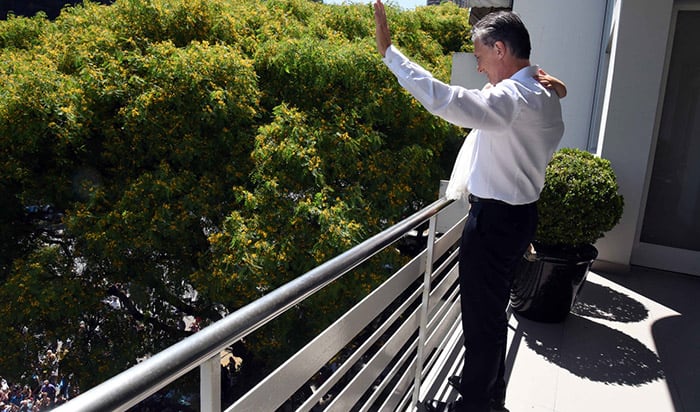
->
[514, 0, 609, 151]
[450, 0, 608, 150]
[450, 0, 678, 266]
[594, 0, 674, 264]
[451, 52, 484, 89]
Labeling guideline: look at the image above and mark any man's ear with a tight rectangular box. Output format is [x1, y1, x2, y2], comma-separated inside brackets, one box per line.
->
[494, 41, 506, 58]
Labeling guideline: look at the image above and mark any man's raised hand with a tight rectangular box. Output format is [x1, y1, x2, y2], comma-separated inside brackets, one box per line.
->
[374, 0, 392, 57]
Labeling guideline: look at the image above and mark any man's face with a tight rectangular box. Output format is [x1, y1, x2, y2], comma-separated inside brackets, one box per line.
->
[474, 39, 504, 85]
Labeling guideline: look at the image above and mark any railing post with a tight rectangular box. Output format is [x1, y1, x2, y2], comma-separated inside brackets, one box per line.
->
[412, 214, 439, 408]
[200, 355, 221, 412]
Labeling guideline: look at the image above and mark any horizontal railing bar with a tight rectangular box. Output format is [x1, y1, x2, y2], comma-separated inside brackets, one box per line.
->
[230, 249, 427, 411]
[432, 214, 466, 262]
[395, 363, 419, 412]
[54, 198, 453, 412]
[428, 262, 460, 318]
[418, 316, 464, 402]
[377, 347, 420, 412]
[426, 274, 461, 340]
[364, 332, 419, 412]
[296, 283, 423, 412]
[424, 297, 462, 379]
[328, 306, 421, 410]
[293, 260, 427, 412]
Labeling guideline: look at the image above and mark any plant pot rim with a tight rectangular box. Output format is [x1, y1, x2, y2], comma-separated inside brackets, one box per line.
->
[531, 241, 598, 264]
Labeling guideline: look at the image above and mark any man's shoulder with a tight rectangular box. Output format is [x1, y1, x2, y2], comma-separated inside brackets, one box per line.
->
[499, 75, 559, 103]
[504, 66, 543, 91]
[488, 78, 535, 101]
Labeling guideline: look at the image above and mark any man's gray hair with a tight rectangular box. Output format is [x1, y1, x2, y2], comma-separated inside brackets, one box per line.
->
[471, 11, 531, 60]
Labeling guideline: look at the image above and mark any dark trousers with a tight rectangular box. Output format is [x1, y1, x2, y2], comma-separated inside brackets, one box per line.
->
[457, 199, 537, 412]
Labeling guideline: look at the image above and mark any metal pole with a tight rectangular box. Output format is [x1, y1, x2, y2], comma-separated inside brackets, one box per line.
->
[200, 355, 221, 412]
[412, 213, 438, 407]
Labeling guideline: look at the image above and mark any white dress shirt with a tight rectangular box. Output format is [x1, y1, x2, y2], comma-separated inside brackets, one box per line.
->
[382, 45, 564, 205]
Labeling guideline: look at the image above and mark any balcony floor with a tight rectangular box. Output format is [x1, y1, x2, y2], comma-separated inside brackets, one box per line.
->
[418, 262, 700, 412]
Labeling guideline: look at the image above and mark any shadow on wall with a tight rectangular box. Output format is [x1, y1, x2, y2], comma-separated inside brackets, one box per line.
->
[652, 315, 700, 412]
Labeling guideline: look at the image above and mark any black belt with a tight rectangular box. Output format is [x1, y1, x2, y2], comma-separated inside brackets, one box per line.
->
[468, 194, 510, 206]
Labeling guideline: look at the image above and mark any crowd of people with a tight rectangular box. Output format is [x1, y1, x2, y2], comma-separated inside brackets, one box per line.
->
[0, 378, 69, 411]
[1, 350, 74, 411]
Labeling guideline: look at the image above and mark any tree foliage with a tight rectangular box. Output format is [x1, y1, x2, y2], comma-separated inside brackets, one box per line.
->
[0, 0, 469, 394]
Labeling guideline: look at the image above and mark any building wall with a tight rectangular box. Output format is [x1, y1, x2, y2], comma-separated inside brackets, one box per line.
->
[514, 0, 609, 151]
[449, 0, 678, 268]
[451, 0, 609, 150]
[515, 0, 678, 267]
[594, 0, 674, 265]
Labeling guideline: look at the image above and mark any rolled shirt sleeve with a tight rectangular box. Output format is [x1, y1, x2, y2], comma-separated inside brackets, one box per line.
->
[381, 45, 564, 205]
[382, 45, 518, 131]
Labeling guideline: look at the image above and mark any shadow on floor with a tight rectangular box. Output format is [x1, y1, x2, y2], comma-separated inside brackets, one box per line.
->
[507, 272, 667, 387]
[513, 312, 664, 386]
[592, 264, 700, 412]
[421, 264, 700, 412]
[571, 281, 649, 323]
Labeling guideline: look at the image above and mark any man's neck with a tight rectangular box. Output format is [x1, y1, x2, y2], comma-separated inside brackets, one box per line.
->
[505, 59, 531, 79]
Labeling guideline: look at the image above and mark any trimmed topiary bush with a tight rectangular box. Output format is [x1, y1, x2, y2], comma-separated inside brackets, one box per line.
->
[535, 148, 624, 248]
[511, 148, 625, 323]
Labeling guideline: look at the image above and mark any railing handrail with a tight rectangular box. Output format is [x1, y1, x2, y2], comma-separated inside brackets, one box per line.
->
[54, 197, 454, 412]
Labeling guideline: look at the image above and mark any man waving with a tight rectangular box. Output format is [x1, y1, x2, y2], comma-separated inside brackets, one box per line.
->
[374, 2, 565, 411]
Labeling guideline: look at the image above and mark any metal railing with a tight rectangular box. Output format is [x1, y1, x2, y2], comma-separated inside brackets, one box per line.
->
[54, 196, 468, 412]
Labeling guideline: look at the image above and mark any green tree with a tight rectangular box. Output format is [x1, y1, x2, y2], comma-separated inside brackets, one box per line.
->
[0, 0, 469, 394]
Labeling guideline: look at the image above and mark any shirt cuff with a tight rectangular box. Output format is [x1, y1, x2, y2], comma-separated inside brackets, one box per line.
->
[382, 45, 405, 68]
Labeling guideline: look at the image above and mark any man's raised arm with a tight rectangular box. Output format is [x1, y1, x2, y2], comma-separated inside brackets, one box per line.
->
[374, 0, 392, 57]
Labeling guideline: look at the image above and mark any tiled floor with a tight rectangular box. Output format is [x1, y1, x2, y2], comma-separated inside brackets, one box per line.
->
[420, 262, 700, 412]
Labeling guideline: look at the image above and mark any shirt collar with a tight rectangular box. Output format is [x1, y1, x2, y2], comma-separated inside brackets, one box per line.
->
[484, 65, 539, 92]
[510, 65, 539, 83]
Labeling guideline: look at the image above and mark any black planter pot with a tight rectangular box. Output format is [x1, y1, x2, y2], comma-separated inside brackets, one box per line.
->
[510, 242, 598, 323]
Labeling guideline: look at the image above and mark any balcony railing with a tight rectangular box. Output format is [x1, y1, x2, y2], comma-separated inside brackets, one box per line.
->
[54, 194, 469, 412]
